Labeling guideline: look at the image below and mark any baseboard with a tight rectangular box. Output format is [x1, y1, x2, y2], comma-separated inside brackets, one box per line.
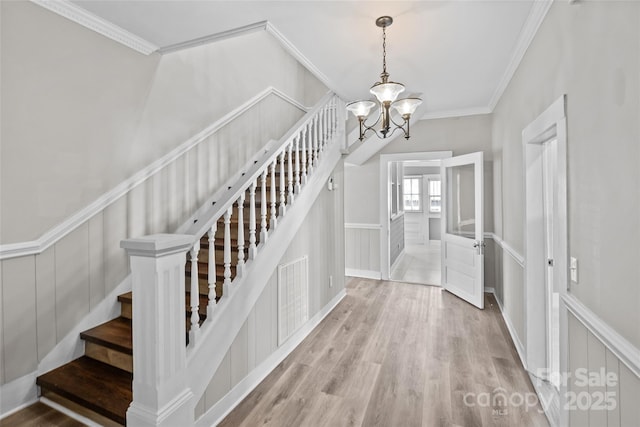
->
[345, 268, 381, 280]
[0, 373, 37, 418]
[487, 289, 527, 371]
[195, 288, 346, 427]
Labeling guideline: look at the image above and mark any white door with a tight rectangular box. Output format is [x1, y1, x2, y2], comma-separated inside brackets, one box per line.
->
[440, 152, 484, 309]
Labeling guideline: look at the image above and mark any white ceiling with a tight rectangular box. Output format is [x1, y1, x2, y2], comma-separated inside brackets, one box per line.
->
[69, 0, 540, 119]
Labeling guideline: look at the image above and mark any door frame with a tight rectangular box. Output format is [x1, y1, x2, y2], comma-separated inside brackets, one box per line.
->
[523, 94, 568, 427]
[379, 151, 452, 280]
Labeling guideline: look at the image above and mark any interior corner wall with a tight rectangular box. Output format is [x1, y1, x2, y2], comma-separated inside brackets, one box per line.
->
[193, 160, 346, 420]
[0, 1, 328, 387]
[491, 0, 639, 350]
[491, 2, 639, 424]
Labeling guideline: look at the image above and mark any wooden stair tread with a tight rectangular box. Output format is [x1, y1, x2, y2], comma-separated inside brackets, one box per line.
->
[36, 356, 132, 425]
[81, 317, 132, 355]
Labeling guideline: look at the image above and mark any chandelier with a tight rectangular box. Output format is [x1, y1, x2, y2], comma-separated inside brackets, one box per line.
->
[346, 16, 422, 141]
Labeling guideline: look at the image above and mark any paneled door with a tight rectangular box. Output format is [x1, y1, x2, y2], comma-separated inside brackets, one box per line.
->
[440, 152, 484, 309]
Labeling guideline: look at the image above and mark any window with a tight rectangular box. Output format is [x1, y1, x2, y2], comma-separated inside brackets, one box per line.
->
[428, 178, 441, 213]
[403, 177, 421, 211]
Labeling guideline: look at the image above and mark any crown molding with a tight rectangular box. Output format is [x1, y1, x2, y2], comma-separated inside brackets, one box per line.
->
[31, 0, 159, 55]
[419, 106, 492, 121]
[487, 0, 553, 111]
[264, 22, 342, 99]
[158, 21, 269, 54]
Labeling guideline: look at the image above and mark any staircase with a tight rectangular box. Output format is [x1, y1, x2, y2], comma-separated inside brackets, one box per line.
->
[35, 93, 342, 426]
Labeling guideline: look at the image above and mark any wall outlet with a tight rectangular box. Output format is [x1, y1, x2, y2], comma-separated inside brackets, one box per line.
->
[329, 275, 333, 288]
[570, 257, 578, 283]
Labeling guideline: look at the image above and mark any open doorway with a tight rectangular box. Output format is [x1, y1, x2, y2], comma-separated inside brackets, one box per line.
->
[389, 160, 442, 285]
[378, 151, 452, 282]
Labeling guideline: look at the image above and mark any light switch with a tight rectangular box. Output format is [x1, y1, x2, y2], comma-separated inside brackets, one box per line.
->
[570, 257, 578, 283]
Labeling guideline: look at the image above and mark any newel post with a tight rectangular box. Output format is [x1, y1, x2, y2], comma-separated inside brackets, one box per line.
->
[121, 234, 195, 427]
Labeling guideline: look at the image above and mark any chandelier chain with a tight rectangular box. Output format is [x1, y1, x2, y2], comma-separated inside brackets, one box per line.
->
[382, 25, 387, 76]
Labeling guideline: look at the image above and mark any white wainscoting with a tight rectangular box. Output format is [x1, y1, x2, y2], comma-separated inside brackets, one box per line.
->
[344, 223, 381, 279]
[0, 90, 308, 415]
[489, 233, 640, 427]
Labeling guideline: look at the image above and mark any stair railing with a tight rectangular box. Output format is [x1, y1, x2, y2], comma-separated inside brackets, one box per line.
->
[121, 92, 340, 427]
[182, 91, 338, 346]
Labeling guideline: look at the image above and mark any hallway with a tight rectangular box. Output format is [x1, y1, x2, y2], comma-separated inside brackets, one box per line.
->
[390, 244, 442, 285]
[220, 278, 549, 427]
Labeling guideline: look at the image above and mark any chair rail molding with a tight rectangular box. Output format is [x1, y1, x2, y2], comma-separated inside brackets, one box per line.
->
[0, 87, 307, 261]
[486, 232, 525, 267]
[562, 293, 640, 378]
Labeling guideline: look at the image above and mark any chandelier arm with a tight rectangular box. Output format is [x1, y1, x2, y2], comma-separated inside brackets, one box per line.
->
[389, 114, 407, 128]
[361, 109, 383, 130]
[384, 124, 408, 140]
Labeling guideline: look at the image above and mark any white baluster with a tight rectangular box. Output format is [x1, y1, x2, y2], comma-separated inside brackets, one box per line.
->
[270, 161, 278, 229]
[301, 128, 308, 185]
[287, 142, 294, 205]
[207, 224, 217, 318]
[236, 193, 245, 277]
[189, 241, 201, 344]
[308, 121, 315, 174]
[320, 105, 327, 153]
[260, 170, 268, 241]
[249, 180, 257, 260]
[313, 114, 320, 164]
[332, 99, 336, 136]
[295, 135, 301, 194]
[223, 207, 232, 295]
[279, 151, 286, 216]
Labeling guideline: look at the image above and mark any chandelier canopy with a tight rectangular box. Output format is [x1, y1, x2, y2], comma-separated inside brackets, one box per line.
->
[346, 16, 422, 141]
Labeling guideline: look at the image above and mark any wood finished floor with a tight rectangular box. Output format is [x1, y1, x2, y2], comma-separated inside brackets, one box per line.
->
[220, 278, 550, 427]
[0, 402, 85, 427]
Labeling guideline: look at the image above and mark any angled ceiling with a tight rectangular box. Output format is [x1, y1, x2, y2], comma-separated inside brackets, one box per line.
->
[56, 1, 547, 120]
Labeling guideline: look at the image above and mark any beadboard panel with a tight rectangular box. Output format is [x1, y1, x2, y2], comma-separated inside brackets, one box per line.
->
[230, 321, 249, 387]
[501, 252, 525, 343]
[605, 349, 621, 427]
[35, 248, 56, 361]
[568, 311, 590, 427]
[344, 226, 381, 274]
[619, 362, 640, 426]
[587, 331, 608, 427]
[54, 224, 90, 342]
[88, 213, 105, 310]
[198, 161, 345, 417]
[567, 311, 640, 427]
[103, 196, 129, 296]
[1, 256, 37, 382]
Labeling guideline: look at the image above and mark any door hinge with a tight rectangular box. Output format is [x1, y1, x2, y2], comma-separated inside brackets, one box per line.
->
[547, 259, 554, 266]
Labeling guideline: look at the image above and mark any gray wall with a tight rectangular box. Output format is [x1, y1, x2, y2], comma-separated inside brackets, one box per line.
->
[1, 1, 327, 244]
[492, 0, 639, 357]
[491, 1, 640, 425]
[0, 1, 327, 386]
[194, 161, 345, 417]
